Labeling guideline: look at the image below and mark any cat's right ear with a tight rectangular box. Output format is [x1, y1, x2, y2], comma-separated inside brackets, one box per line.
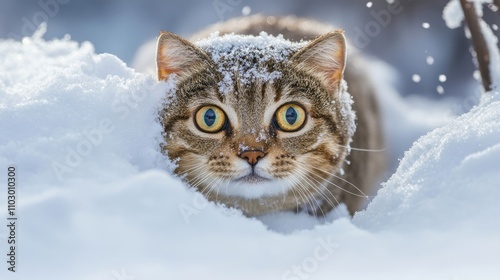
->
[156, 31, 210, 81]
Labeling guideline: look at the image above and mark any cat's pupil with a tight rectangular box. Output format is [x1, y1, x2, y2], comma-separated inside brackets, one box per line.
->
[285, 107, 297, 124]
[204, 108, 216, 126]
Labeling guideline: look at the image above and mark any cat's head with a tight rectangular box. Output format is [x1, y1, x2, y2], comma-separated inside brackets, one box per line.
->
[157, 31, 355, 215]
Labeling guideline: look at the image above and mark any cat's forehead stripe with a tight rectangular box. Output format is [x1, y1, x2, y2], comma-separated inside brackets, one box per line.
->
[195, 32, 307, 96]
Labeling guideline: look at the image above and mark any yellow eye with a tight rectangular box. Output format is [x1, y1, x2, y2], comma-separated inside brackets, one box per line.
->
[274, 103, 307, 132]
[194, 105, 227, 133]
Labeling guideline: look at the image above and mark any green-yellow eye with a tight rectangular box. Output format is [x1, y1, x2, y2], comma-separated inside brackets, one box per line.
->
[195, 105, 227, 133]
[274, 103, 306, 132]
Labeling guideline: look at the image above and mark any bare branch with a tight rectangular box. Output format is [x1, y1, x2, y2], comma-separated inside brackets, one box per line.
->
[460, 0, 492, 92]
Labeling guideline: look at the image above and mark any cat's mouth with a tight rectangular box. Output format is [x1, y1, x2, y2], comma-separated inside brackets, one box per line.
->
[219, 170, 290, 199]
[233, 174, 271, 184]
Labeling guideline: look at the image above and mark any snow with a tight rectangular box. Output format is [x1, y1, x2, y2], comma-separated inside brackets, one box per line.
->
[443, 0, 464, 29]
[1, 19, 500, 280]
[444, 0, 493, 28]
[426, 56, 435, 65]
[354, 91, 500, 231]
[437, 85, 445, 94]
[443, 0, 493, 28]
[336, 80, 356, 146]
[195, 32, 306, 95]
[241, 6, 252, 16]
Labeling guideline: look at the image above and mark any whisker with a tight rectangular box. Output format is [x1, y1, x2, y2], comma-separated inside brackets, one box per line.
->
[336, 144, 387, 153]
[309, 166, 371, 199]
[180, 162, 209, 174]
[294, 166, 341, 215]
[189, 171, 213, 191]
[294, 166, 346, 218]
[212, 178, 224, 203]
[282, 176, 301, 212]
[290, 169, 325, 217]
[176, 165, 208, 183]
[283, 174, 309, 212]
[287, 173, 323, 216]
[204, 176, 223, 200]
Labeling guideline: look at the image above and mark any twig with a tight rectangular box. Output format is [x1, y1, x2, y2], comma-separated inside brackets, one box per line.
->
[460, 0, 492, 92]
[495, 0, 500, 14]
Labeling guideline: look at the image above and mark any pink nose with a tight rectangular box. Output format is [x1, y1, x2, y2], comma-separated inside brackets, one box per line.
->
[239, 150, 266, 166]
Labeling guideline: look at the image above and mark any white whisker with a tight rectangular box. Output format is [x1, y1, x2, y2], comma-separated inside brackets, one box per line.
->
[287, 172, 323, 216]
[336, 144, 386, 153]
[309, 166, 370, 199]
[294, 166, 342, 217]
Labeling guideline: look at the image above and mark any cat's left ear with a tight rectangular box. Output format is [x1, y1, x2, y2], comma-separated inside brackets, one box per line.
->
[291, 30, 346, 91]
[156, 31, 211, 81]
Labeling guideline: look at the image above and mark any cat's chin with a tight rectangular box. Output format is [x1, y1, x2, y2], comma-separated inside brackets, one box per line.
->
[218, 174, 294, 199]
[234, 174, 270, 184]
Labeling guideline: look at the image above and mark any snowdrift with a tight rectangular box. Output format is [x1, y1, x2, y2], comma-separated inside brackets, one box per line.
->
[0, 27, 499, 280]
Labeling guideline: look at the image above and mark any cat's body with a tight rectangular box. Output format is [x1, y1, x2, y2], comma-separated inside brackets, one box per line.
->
[157, 15, 386, 216]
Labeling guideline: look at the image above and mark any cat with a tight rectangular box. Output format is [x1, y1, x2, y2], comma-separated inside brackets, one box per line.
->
[157, 15, 386, 217]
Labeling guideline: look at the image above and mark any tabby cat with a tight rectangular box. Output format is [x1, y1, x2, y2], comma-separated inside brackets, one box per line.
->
[157, 15, 385, 216]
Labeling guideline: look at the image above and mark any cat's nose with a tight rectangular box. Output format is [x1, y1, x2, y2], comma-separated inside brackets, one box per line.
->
[239, 150, 266, 166]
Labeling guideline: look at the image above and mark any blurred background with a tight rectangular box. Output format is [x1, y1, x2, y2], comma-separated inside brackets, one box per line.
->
[0, 0, 499, 107]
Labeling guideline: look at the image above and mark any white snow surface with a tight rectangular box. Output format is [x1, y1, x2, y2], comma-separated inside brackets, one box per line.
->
[1, 29, 500, 279]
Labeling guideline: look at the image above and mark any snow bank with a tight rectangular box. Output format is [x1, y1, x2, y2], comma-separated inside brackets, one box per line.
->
[0, 25, 169, 188]
[1, 29, 500, 280]
[354, 91, 500, 231]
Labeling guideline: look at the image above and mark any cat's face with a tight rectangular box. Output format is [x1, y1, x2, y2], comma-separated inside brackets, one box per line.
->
[157, 31, 354, 215]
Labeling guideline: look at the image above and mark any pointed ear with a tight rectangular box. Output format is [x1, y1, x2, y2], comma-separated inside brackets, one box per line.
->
[291, 30, 346, 90]
[156, 31, 210, 81]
